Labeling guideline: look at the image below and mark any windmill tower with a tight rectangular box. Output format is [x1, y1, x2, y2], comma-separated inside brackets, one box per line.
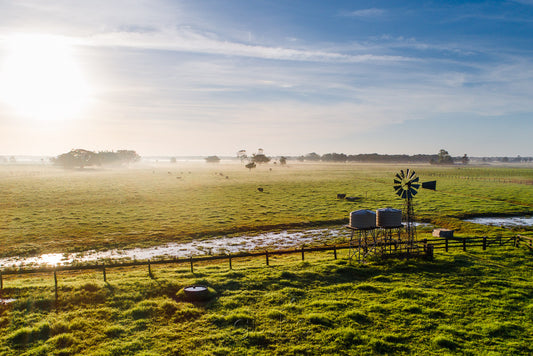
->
[393, 169, 436, 250]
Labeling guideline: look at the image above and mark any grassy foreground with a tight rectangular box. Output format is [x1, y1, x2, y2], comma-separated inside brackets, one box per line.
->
[1, 246, 532, 355]
[1, 162, 532, 257]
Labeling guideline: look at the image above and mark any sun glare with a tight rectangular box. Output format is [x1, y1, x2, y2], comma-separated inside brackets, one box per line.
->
[0, 34, 90, 121]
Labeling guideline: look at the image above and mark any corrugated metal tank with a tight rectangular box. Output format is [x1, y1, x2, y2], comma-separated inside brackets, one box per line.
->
[376, 208, 402, 228]
[349, 210, 377, 229]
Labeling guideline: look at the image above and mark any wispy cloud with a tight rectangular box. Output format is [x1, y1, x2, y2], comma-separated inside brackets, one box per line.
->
[344, 8, 386, 18]
[85, 28, 413, 63]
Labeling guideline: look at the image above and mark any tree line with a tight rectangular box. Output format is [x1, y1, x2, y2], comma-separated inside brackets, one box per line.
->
[51, 149, 140, 168]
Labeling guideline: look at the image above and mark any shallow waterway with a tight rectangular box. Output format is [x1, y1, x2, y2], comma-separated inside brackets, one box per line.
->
[0, 222, 434, 268]
[464, 216, 533, 228]
[0, 228, 347, 268]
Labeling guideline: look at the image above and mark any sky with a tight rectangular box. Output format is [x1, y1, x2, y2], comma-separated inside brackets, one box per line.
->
[0, 0, 532, 157]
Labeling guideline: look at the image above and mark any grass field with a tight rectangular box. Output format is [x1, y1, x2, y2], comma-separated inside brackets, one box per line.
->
[0, 162, 532, 257]
[1, 162, 532, 355]
[0, 246, 532, 355]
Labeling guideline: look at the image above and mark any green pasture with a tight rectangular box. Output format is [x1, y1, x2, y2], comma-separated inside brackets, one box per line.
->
[0, 246, 532, 355]
[0, 163, 532, 257]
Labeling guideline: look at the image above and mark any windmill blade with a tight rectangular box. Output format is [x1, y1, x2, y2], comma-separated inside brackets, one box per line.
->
[401, 190, 407, 199]
[422, 181, 437, 191]
[400, 170, 405, 178]
[393, 185, 402, 191]
[405, 169, 410, 179]
[411, 183, 420, 190]
[395, 173, 401, 180]
[394, 179, 401, 185]
[408, 170, 416, 179]
[412, 176, 420, 183]
[410, 188, 418, 196]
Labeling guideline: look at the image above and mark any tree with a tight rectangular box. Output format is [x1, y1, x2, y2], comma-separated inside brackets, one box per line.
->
[251, 149, 270, 164]
[52, 149, 140, 168]
[245, 162, 256, 171]
[279, 156, 287, 165]
[437, 149, 454, 165]
[462, 154, 469, 165]
[170, 157, 177, 163]
[237, 150, 247, 163]
[252, 154, 270, 164]
[205, 156, 221, 163]
[53, 149, 97, 168]
[305, 152, 321, 161]
[321, 153, 347, 162]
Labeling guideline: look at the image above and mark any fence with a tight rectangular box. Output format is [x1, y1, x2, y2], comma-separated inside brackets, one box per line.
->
[0, 235, 530, 292]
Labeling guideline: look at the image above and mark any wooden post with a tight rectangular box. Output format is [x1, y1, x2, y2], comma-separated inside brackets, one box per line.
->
[463, 238, 466, 252]
[514, 235, 518, 248]
[190, 257, 194, 273]
[102, 263, 107, 282]
[499, 235, 502, 246]
[54, 269, 58, 302]
[333, 246, 337, 260]
[445, 237, 449, 252]
[148, 261, 153, 278]
[229, 254, 232, 270]
[483, 236, 487, 251]
[266, 251, 269, 266]
[0, 270, 3, 290]
[301, 246, 305, 261]
[426, 243, 434, 261]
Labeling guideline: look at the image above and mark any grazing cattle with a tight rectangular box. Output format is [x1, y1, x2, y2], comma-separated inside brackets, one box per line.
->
[337, 194, 346, 199]
[345, 196, 359, 202]
[257, 187, 264, 192]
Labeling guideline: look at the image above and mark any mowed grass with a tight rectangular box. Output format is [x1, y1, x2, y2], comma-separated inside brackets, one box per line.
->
[0, 246, 532, 355]
[1, 162, 532, 257]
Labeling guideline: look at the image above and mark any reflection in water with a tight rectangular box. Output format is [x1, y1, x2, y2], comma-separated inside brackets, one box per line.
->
[464, 216, 533, 227]
[0, 228, 345, 268]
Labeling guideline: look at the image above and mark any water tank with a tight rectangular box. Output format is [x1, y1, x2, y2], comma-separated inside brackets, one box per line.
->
[376, 208, 402, 228]
[349, 210, 376, 229]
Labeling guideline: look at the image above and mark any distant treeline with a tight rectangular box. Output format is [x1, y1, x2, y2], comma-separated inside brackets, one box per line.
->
[52, 149, 140, 168]
[295, 152, 439, 163]
[292, 152, 533, 163]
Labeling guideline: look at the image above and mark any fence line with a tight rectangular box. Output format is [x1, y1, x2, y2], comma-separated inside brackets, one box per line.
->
[1, 235, 528, 281]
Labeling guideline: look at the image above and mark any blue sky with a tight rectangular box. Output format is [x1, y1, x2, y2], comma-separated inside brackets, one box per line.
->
[0, 0, 532, 157]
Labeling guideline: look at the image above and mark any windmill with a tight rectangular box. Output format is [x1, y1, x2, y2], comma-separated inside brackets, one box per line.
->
[393, 169, 436, 249]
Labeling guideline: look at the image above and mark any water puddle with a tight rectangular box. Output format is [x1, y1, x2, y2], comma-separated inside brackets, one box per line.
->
[464, 216, 533, 228]
[0, 298, 16, 305]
